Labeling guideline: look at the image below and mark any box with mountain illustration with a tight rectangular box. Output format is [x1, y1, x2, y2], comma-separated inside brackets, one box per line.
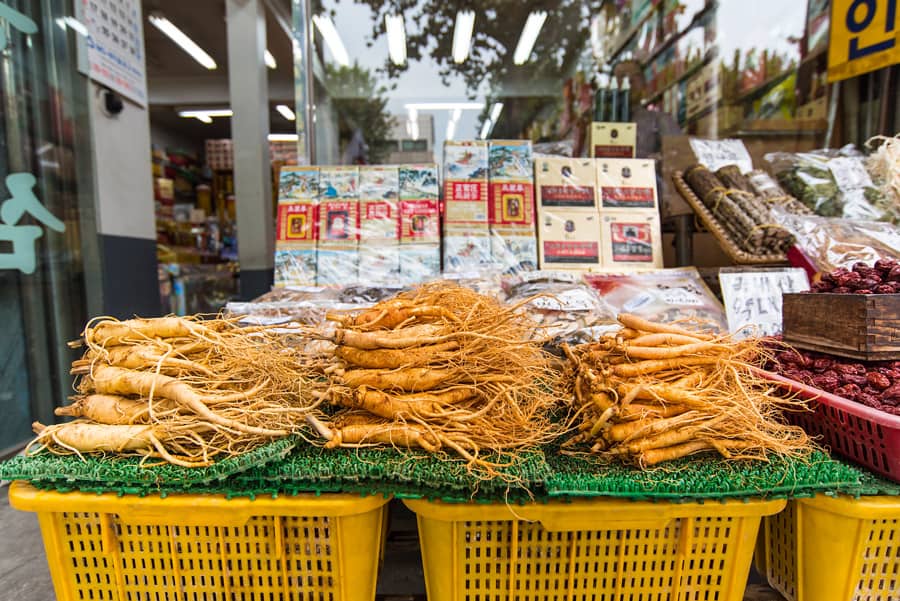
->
[360, 166, 399, 242]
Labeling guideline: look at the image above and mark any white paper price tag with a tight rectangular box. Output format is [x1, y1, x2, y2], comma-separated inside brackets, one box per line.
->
[719, 268, 810, 338]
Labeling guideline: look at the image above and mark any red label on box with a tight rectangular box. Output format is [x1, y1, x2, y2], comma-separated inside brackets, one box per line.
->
[593, 145, 635, 158]
[543, 241, 599, 263]
[400, 199, 440, 241]
[319, 201, 359, 242]
[446, 181, 487, 201]
[601, 186, 655, 209]
[365, 202, 392, 220]
[539, 185, 595, 208]
[276, 202, 317, 242]
[610, 222, 653, 262]
[489, 182, 534, 226]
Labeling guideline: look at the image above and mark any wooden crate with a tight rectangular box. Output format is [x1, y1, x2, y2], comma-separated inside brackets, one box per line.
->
[782, 293, 900, 361]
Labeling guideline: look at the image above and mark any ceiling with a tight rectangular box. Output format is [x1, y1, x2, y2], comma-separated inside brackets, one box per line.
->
[143, 0, 297, 143]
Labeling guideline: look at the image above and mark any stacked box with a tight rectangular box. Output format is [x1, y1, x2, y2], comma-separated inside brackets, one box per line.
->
[317, 166, 359, 285]
[274, 166, 319, 286]
[590, 122, 636, 158]
[535, 158, 600, 270]
[443, 141, 491, 272]
[595, 158, 663, 269]
[399, 164, 440, 283]
[359, 166, 400, 284]
[489, 140, 537, 269]
[205, 139, 234, 171]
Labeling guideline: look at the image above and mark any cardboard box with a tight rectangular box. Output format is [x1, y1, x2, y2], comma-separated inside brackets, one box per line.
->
[797, 96, 828, 120]
[537, 209, 602, 269]
[535, 158, 598, 210]
[489, 140, 533, 180]
[276, 201, 317, 244]
[686, 62, 719, 118]
[359, 166, 399, 243]
[205, 139, 233, 171]
[278, 166, 319, 201]
[399, 164, 439, 200]
[319, 166, 359, 200]
[358, 246, 400, 284]
[443, 141, 488, 180]
[399, 244, 440, 284]
[400, 199, 440, 244]
[489, 180, 535, 226]
[490, 226, 538, 269]
[600, 211, 664, 269]
[595, 158, 658, 212]
[316, 249, 358, 285]
[590, 122, 637, 158]
[274, 248, 317, 286]
[318, 200, 359, 246]
[443, 224, 492, 272]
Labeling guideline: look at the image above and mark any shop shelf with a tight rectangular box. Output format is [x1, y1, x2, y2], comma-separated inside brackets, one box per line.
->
[761, 495, 900, 601]
[404, 496, 784, 601]
[8, 481, 390, 601]
[764, 371, 900, 483]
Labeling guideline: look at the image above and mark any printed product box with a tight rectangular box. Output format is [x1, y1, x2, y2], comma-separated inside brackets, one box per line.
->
[316, 249, 359, 285]
[444, 180, 489, 224]
[443, 141, 488, 181]
[399, 244, 440, 284]
[274, 248, 317, 287]
[443, 224, 492, 273]
[278, 166, 319, 200]
[359, 166, 400, 242]
[535, 158, 598, 210]
[537, 209, 602, 270]
[595, 158, 658, 212]
[590, 122, 637, 158]
[489, 140, 533, 180]
[400, 199, 440, 245]
[600, 211, 664, 269]
[319, 166, 359, 200]
[490, 226, 538, 270]
[318, 200, 359, 247]
[399, 164, 439, 200]
[276, 201, 317, 244]
[489, 180, 535, 226]
[358, 246, 400, 285]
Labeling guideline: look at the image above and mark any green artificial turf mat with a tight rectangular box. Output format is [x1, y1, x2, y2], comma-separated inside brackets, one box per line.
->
[0, 436, 298, 486]
[545, 450, 862, 501]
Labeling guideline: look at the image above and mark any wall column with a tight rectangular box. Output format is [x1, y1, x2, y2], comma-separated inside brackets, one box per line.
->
[226, 0, 274, 299]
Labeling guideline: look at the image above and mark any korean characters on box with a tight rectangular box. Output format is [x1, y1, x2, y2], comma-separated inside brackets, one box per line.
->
[443, 141, 491, 272]
[274, 166, 319, 286]
[399, 164, 440, 284]
[489, 140, 537, 270]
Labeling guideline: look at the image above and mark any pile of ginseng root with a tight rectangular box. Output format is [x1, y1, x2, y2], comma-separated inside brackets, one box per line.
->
[28, 316, 313, 467]
[304, 282, 563, 477]
[563, 313, 812, 467]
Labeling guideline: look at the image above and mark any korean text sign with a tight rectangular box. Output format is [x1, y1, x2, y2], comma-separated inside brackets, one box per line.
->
[828, 0, 899, 82]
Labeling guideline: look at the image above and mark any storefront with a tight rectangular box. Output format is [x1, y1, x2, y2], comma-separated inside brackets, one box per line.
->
[0, 1, 899, 599]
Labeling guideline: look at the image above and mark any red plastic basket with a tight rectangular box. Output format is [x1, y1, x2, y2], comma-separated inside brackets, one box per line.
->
[764, 371, 900, 483]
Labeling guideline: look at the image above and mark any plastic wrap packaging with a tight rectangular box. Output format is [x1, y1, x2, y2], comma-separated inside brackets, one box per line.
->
[771, 207, 900, 273]
[764, 147, 891, 220]
[584, 267, 728, 334]
[501, 271, 618, 353]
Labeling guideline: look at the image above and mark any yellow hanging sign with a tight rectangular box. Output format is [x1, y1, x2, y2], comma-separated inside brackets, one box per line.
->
[828, 0, 900, 82]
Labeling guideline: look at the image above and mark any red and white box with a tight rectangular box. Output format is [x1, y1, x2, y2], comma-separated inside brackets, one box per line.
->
[535, 158, 598, 210]
[596, 158, 659, 212]
[537, 209, 602, 270]
[276, 201, 317, 244]
[400, 199, 440, 245]
[600, 211, 664, 269]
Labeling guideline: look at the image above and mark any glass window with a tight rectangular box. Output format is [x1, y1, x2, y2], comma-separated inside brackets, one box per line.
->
[0, 0, 93, 454]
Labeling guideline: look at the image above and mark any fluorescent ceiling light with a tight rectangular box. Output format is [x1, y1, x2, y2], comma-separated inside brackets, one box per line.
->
[178, 109, 232, 123]
[56, 17, 87, 37]
[446, 119, 457, 141]
[452, 11, 475, 64]
[489, 102, 503, 124]
[265, 49, 277, 69]
[149, 15, 217, 70]
[276, 104, 296, 121]
[385, 14, 406, 65]
[269, 133, 299, 141]
[479, 119, 492, 140]
[404, 102, 482, 111]
[513, 11, 547, 65]
[312, 15, 349, 66]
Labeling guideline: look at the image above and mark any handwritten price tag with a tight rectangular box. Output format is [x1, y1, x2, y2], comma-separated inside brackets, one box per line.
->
[719, 268, 810, 339]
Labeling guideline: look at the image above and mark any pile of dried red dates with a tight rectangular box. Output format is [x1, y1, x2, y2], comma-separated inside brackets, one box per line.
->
[810, 259, 900, 294]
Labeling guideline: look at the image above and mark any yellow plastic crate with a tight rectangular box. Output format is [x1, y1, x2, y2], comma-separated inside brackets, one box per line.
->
[9, 481, 390, 601]
[762, 495, 900, 601]
[404, 496, 785, 601]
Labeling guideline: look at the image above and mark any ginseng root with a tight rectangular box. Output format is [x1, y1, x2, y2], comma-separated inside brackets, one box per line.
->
[83, 316, 210, 347]
[335, 386, 476, 419]
[323, 422, 442, 452]
[333, 324, 449, 349]
[54, 394, 171, 424]
[617, 313, 714, 341]
[334, 341, 460, 369]
[340, 367, 458, 392]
